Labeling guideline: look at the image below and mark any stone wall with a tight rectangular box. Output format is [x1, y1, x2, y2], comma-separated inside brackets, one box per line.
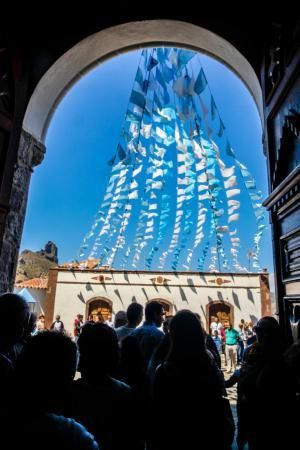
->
[0, 130, 45, 292]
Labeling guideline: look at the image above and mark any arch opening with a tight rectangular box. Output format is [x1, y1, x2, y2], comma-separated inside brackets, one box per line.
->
[23, 20, 263, 144]
[86, 298, 112, 322]
[17, 19, 272, 299]
[206, 300, 234, 330]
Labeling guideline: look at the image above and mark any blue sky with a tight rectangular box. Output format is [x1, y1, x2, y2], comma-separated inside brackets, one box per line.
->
[20, 48, 274, 276]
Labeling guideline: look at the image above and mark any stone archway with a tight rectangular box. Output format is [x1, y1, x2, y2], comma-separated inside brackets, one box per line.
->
[86, 297, 112, 322]
[1, 19, 264, 292]
[206, 300, 234, 331]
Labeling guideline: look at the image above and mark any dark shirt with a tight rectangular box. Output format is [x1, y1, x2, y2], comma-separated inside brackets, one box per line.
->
[0, 353, 14, 419]
[3, 412, 99, 450]
[238, 342, 297, 448]
[68, 376, 134, 450]
[131, 321, 164, 368]
[206, 334, 221, 368]
[151, 361, 232, 449]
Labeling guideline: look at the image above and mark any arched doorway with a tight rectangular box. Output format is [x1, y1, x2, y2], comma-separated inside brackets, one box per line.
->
[206, 301, 233, 330]
[149, 299, 173, 317]
[86, 298, 112, 322]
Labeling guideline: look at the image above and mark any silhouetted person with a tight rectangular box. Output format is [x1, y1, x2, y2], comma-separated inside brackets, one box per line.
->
[147, 317, 172, 381]
[8, 413, 99, 450]
[131, 301, 164, 369]
[25, 311, 38, 337]
[196, 314, 221, 368]
[0, 293, 30, 423]
[151, 310, 233, 450]
[114, 310, 127, 328]
[13, 310, 38, 362]
[86, 314, 95, 324]
[7, 331, 98, 450]
[0, 351, 13, 423]
[225, 341, 256, 389]
[116, 303, 143, 344]
[0, 293, 30, 363]
[69, 322, 136, 449]
[15, 331, 77, 413]
[118, 335, 150, 448]
[238, 316, 296, 449]
[284, 339, 300, 389]
[283, 340, 300, 443]
[162, 315, 173, 335]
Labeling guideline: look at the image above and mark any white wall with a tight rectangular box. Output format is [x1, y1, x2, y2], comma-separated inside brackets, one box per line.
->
[52, 270, 263, 335]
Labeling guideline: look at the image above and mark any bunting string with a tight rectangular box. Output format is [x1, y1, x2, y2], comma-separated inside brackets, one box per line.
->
[77, 47, 266, 272]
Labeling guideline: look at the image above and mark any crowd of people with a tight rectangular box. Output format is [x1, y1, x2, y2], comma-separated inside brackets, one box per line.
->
[0, 293, 299, 450]
[210, 317, 256, 373]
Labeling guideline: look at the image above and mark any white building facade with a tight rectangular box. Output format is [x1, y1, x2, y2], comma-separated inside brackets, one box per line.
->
[45, 268, 271, 335]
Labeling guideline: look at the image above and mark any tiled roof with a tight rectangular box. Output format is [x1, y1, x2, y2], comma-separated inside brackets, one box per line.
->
[15, 277, 48, 289]
[59, 258, 108, 270]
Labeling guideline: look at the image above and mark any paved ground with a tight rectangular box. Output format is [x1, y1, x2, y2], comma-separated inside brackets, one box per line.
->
[221, 356, 243, 450]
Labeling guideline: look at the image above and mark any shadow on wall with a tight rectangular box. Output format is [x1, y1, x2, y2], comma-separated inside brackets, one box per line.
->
[77, 292, 85, 304]
[187, 278, 197, 293]
[153, 284, 159, 293]
[232, 291, 241, 310]
[217, 291, 224, 301]
[247, 288, 254, 303]
[114, 289, 125, 308]
[179, 286, 188, 303]
[86, 282, 93, 292]
[200, 275, 207, 284]
[141, 288, 149, 300]
[164, 283, 171, 293]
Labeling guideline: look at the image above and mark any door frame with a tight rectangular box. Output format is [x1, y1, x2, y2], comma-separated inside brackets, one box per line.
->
[85, 296, 113, 321]
[206, 300, 234, 331]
